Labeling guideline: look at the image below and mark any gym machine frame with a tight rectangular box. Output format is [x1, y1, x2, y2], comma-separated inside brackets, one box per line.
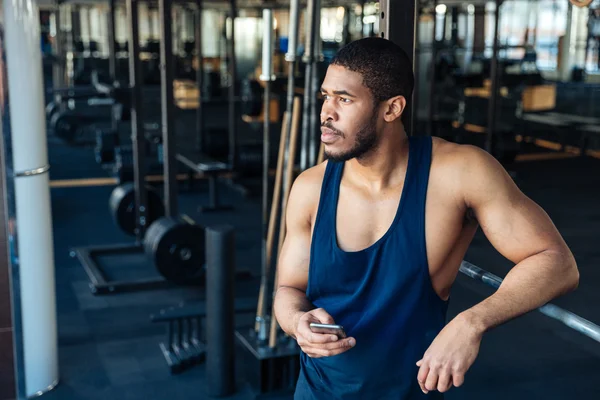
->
[173, 0, 235, 212]
[70, 0, 175, 294]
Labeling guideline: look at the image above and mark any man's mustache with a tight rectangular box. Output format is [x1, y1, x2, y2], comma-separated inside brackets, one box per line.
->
[321, 122, 344, 137]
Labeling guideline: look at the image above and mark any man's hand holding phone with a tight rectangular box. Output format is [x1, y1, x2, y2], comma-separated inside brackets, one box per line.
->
[294, 308, 356, 358]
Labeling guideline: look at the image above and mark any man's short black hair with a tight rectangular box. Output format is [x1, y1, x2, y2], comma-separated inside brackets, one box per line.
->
[330, 37, 414, 105]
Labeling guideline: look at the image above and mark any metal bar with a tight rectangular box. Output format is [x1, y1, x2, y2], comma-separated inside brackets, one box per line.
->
[258, 8, 275, 340]
[486, 0, 501, 154]
[379, 0, 416, 135]
[227, 0, 238, 168]
[460, 261, 600, 344]
[300, 0, 316, 171]
[108, 0, 117, 81]
[52, 2, 65, 92]
[206, 225, 236, 397]
[412, 6, 420, 135]
[159, 0, 179, 217]
[282, 0, 299, 187]
[308, 0, 321, 166]
[428, 0, 438, 137]
[195, 0, 205, 152]
[126, 0, 149, 239]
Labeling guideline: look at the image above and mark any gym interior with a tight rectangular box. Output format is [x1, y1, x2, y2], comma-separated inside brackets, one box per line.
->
[0, 0, 599, 399]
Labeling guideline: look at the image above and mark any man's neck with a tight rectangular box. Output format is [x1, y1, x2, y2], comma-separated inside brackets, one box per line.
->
[346, 127, 410, 192]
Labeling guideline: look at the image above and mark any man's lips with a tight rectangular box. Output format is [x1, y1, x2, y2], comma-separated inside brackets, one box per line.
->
[321, 127, 341, 143]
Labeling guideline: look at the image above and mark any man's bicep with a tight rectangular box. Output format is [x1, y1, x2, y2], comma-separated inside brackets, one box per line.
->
[463, 148, 568, 264]
[276, 179, 314, 292]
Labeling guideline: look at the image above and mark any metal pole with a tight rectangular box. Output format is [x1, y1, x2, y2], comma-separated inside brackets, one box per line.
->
[459, 261, 600, 344]
[360, 0, 366, 38]
[108, 0, 117, 82]
[126, 0, 149, 240]
[52, 2, 65, 93]
[206, 225, 236, 397]
[428, 0, 438, 136]
[159, 0, 179, 217]
[308, 0, 321, 166]
[258, 9, 275, 341]
[227, 0, 238, 168]
[282, 0, 299, 191]
[379, 0, 416, 135]
[301, 0, 316, 171]
[486, 0, 501, 154]
[413, 6, 421, 135]
[195, 0, 205, 152]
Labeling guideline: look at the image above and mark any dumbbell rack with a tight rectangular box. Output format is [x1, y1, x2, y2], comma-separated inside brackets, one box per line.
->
[150, 296, 258, 374]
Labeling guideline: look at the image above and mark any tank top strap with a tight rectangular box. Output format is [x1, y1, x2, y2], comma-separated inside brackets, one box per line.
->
[401, 135, 433, 272]
[312, 160, 343, 236]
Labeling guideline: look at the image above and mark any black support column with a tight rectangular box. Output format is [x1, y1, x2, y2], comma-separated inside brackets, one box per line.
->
[379, 0, 417, 135]
[486, 0, 501, 154]
[108, 0, 117, 81]
[159, 0, 179, 217]
[126, 0, 149, 239]
[195, 0, 204, 152]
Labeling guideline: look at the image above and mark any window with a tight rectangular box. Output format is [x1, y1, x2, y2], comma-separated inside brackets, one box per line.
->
[534, 0, 568, 70]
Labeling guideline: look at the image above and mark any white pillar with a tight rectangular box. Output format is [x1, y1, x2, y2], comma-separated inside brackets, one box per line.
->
[2, 0, 59, 396]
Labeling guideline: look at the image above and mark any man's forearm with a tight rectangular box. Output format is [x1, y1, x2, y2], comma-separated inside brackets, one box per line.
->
[274, 286, 315, 339]
[460, 249, 579, 334]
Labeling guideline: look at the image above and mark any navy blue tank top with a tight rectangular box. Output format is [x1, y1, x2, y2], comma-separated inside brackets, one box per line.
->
[295, 136, 449, 399]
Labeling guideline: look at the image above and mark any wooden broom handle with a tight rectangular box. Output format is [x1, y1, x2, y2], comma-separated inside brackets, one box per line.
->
[255, 112, 289, 332]
[269, 96, 302, 347]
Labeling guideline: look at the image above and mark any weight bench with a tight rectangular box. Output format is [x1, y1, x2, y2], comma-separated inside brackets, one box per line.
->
[519, 113, 579, 150]
[176, 153, 234, 212]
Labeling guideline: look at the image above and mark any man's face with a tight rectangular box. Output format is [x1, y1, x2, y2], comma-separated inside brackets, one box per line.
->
[320, 65, 380, 162]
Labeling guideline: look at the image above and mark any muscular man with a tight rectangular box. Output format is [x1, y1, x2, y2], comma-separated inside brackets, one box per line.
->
[273, 37, 579, 399]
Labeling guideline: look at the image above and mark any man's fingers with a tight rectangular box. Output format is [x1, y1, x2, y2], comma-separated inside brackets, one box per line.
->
[452, 372, 465, 388]
[417, 363, 430, 394]
[296, 323, 338, 344]
[437, 370, 453, 393]
[310, 308, 336, 324]
[301, 346, 346, 358]
[424, 366, 439, 392]
[317, 337, 355, 350]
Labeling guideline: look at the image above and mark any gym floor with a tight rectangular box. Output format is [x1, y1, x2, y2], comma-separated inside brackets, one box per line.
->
[43, 134, 600, 399]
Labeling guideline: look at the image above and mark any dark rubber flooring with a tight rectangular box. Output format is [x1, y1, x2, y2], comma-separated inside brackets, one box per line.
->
[42, 134, 600, 399]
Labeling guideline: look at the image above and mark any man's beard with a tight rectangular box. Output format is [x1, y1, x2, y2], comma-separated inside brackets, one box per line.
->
[323, 110, 379, 163]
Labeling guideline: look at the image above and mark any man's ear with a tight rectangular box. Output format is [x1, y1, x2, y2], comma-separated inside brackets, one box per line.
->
[383, 96, 406, 123]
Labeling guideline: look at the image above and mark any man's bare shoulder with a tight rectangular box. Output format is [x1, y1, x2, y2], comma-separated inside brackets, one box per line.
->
[288, 161, 329, 223]
[430, 137, 515, 202]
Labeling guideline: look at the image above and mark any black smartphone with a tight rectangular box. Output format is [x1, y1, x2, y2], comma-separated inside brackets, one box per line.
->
[309, 323, 347, 339]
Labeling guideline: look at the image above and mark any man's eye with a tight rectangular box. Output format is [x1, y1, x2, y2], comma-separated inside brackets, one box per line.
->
[340, 98, 351, 103]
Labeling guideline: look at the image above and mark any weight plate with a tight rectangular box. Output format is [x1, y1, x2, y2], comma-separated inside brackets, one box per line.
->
[144, 217, 206, 285]
[45, 101, 59, 120]
[109, 183, 165, 236]
[50, 112, 79, 142]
